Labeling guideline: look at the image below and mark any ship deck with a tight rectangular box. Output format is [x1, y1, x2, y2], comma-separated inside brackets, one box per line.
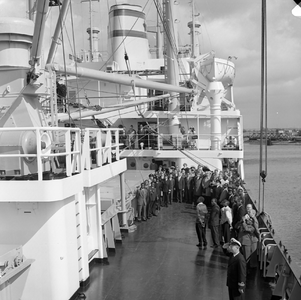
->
[76, 202, 273, 300]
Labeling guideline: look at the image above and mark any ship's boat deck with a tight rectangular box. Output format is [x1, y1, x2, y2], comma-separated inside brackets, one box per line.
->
[78, 203, 273, 300]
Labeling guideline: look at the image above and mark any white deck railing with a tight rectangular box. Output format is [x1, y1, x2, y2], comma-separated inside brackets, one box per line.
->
[124, 132, 242, 151]
[81, 128, 123, 170]
[0, 127, 123, 181]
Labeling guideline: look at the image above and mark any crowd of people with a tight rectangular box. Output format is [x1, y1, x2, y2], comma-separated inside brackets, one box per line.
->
[119, 123, 239, 151]
[119, 124, 157, 150]
[135, 164, 258, 253]
[133, 162, 261, 299]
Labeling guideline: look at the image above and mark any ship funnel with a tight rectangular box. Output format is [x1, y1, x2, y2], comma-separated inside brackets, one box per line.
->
[0, 18, 33, 70]
[108, 4, 150, 70]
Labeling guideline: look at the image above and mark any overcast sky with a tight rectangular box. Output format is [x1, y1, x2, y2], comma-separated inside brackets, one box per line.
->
[2, 0, 300, 129]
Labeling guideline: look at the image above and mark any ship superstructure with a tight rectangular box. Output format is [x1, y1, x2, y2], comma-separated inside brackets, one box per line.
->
[0, 1, 128, 299]
[0, 1, 300, 300]
[62, 1, 244, 177]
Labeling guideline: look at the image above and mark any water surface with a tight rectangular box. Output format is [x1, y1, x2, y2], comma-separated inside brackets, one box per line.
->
[244, 142, 301, 268]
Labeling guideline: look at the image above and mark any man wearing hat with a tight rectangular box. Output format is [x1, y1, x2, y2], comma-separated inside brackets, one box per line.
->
[226, 238, 246, 300]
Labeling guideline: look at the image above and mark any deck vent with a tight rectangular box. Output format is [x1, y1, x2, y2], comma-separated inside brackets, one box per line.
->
[14, 170, 21, 175]
[0, 170, 6, 175]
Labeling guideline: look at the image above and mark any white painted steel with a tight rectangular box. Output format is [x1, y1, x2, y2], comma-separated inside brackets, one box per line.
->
[29, 0, 49, 67]
[46, 0, 71, 65]
[108, 4, 150, 70]
[206, 81, 224, 150]
[47, 63, 193, 94]
[0, 18, 33, 69]
[56, 94, 171, 122]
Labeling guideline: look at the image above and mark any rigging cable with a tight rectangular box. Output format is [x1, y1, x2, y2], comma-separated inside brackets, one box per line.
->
[117, 0, 151, 79]
[124, 52, 132, 77]
[70, 0, 151, 104]
[259, 0, 268, 213]
[131, 90, 215, 170]
[153, 0, 186, 82]
[198, 0, 214, 51]
[117, 88, 175, 183]
[70, 1, 83, 134]
[55, 2, 76, 128]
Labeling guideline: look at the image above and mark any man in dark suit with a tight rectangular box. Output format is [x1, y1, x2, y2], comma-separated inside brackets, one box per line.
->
[195, 196, 208, 248]
[193, 171, 203, 206]
[185, 172, 193, 204]
[219, 183, 229, 205]
[209, 198, 220, 248]
[162, 175, 171, 207]
[176, 172, 185, 203]
[232, 197, 246, 238]
[226, 238, 246, 300]
[168, 173, 175, 205]
[213, 180, 223, 201]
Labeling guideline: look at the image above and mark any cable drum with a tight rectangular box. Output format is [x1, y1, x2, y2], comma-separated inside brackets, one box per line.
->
[21, 131, 52, 162]
[40, 132, 52, 158]
[21, 131, 37, 162]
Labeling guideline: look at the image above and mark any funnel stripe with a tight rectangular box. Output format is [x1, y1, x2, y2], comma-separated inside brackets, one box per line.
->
[110, 9, 145, 19]
[109, 30, 147, 39]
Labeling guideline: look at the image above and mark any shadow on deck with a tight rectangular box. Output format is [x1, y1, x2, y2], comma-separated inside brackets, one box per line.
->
[76, 203, 273, 300]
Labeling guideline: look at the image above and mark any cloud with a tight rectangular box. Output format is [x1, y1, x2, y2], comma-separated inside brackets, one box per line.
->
[195, 0, 260, 22]
[0, 0, 27, 18]
[189, 0, 301, 128]
[38, 0, 301, 128]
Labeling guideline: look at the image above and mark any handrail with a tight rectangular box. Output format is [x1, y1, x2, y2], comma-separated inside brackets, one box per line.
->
[81, 128, 122, 170]
[123, 132, 242, 151]
[0, 127, 122, 181]
[243, 187, 301, 295]
[0, 127, 81, 180]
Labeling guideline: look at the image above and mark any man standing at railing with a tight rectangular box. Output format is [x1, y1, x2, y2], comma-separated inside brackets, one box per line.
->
[136, 183, 147, 222]
[127, 125, 136, 149]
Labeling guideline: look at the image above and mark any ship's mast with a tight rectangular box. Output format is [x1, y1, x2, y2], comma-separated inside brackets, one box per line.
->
[29, 0, 50, 73]
[191, 0, 196, 58]
[188, 0, 201, 58]
[156, 12, 163, 59]
[259, 0, 268, 213]
[164, 0, 179, 93]
[164, 0, 181, 137]
[47, 0, 71, 65]
[89, 0, 94, 61]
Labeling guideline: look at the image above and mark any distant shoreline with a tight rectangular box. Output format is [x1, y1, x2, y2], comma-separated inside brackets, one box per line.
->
[244, 140, 301, 146]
